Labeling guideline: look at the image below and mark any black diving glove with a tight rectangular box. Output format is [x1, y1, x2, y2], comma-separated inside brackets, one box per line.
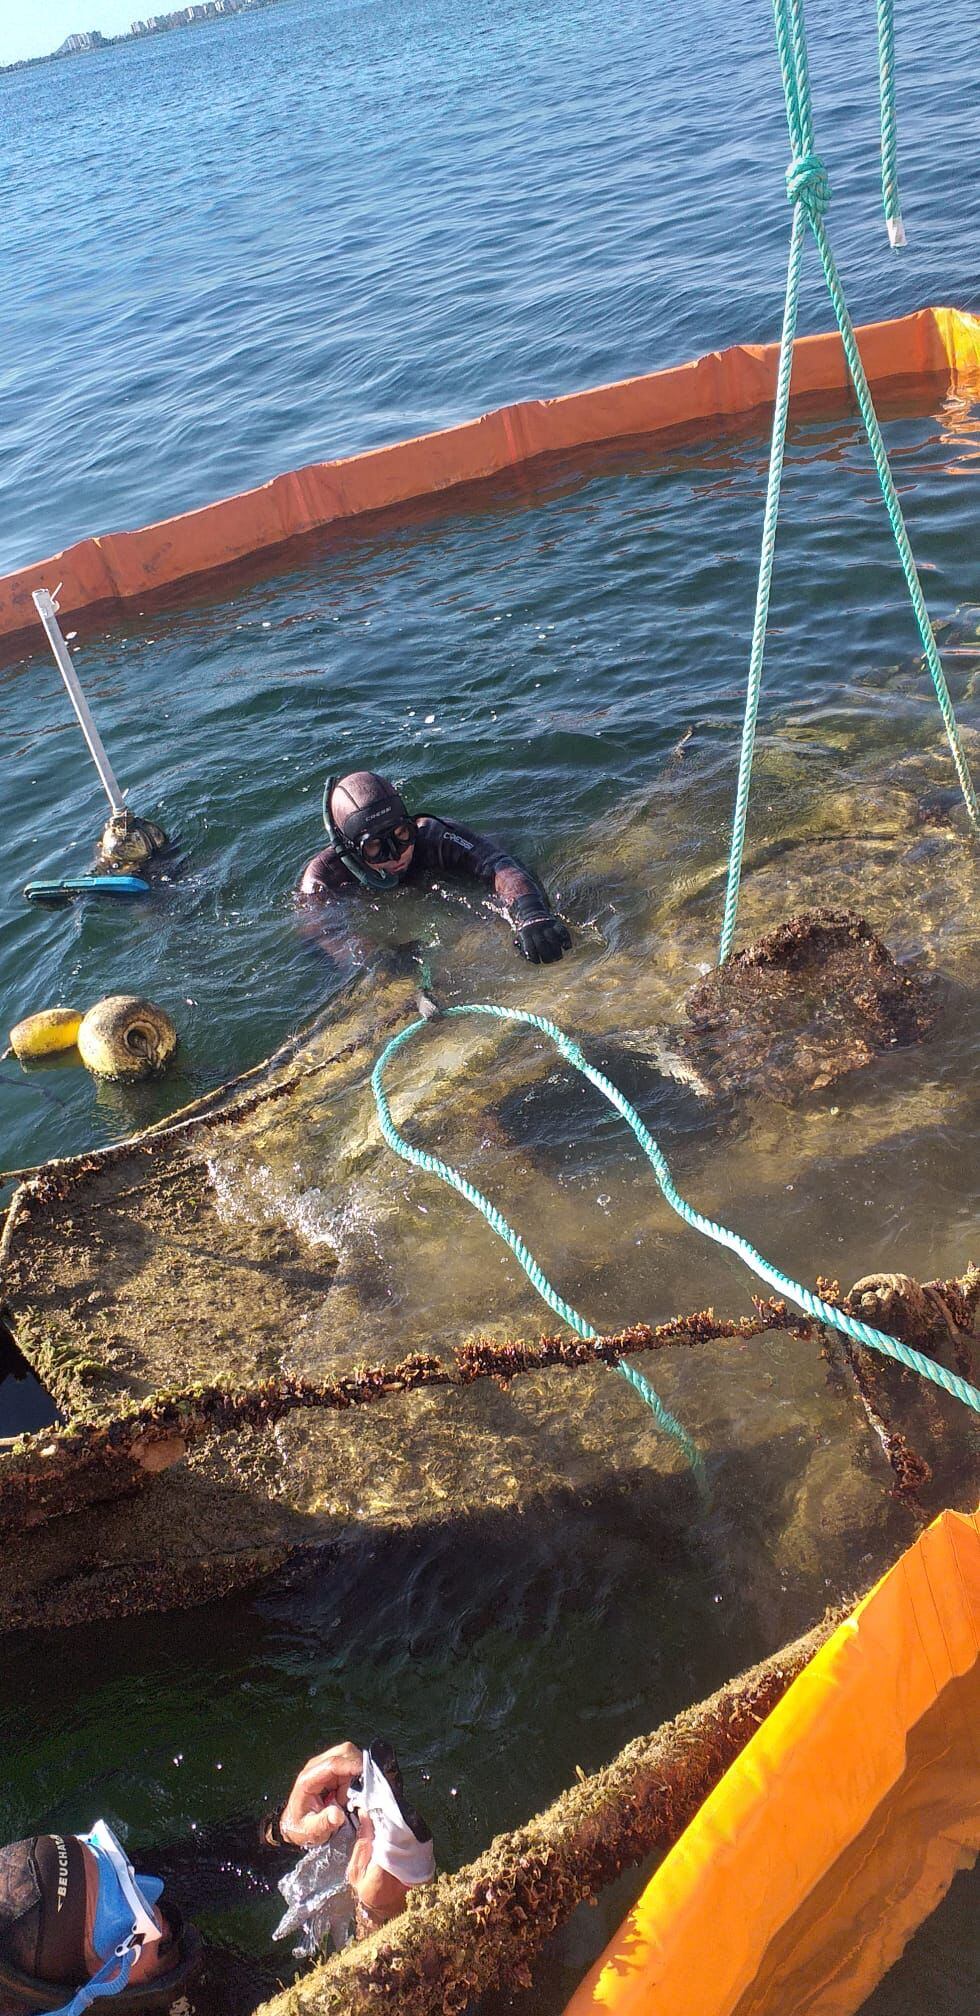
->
[512, 896, 572, 965]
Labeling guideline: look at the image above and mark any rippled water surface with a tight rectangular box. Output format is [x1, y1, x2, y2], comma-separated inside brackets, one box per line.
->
[1, 1, 978, 2010]
[2, 0, 978, 572]
[3, 397, 979, 1182]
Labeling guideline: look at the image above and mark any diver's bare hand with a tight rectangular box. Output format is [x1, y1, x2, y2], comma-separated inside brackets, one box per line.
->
[279, 1741, 364, 1847]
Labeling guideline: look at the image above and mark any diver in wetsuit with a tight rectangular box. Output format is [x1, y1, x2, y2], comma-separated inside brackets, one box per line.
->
[299, 770, 571, 965]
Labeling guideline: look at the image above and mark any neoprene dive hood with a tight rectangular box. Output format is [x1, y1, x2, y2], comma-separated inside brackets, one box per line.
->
[323, 771, 416, 890]
[0, 1830, 204, 2016]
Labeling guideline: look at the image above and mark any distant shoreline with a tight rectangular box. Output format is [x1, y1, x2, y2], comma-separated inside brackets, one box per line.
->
[1, 0, 285, 77]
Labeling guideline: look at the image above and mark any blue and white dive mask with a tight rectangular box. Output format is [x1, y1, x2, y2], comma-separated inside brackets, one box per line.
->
[48, 1823, 165, 2016]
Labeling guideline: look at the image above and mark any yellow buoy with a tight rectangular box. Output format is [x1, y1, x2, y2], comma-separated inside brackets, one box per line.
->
[9, 1007, 84, 1062]
[76, 995, 178, 1081]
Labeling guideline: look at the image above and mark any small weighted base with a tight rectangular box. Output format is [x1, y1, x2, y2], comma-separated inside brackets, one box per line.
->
[98, 809, 169, 869]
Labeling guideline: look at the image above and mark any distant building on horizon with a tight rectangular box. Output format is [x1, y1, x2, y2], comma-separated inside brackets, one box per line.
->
[57, 29, 107, 54]
[131, 4, 244, 34]
[2, 0, 263, 74]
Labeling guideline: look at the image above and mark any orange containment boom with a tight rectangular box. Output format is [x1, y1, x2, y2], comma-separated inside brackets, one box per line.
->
[565, 1504, 980, 2016]
[2, 304, 980, 650]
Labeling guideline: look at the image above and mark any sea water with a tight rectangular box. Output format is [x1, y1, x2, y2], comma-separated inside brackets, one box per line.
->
[1, 0, 978, 2007]
[2, 0, 978, 572]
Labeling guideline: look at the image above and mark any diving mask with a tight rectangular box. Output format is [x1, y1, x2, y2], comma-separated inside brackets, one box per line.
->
[0, 1824, 203, 2016]
[322, 775, 416, 890]
[47, 1823, 164, 2016]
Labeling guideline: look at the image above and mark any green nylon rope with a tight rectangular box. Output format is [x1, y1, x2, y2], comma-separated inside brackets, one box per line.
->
[717, 200, 807, 967]
[877, 0, 906, 246]
[373, 1008, 706, 1481]
[719, 0, 978, 964]
[373, 1005, 980, 1428]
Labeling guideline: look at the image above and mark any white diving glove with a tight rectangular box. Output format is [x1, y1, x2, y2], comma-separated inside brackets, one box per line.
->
[347, 1739, 435, 1888]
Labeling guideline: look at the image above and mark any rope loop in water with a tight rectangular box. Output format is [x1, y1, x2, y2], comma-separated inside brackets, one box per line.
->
[373, 1009, 705, 1482]
[373, 1007, 980, 1454]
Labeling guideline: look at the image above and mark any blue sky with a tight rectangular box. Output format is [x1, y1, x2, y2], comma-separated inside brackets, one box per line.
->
[0, 2, 159, 65]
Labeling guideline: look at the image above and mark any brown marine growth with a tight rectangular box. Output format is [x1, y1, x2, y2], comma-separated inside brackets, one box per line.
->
[0, 938, 972, 1636]
[848, 1267, 980, 1373]
[1, 1268, 971, 1553]
[682, 908, 940, 1098]
[0, 1299, 814, 1535]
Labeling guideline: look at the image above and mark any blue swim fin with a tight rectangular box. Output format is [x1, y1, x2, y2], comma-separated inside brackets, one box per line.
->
[23, 874, 151, 904]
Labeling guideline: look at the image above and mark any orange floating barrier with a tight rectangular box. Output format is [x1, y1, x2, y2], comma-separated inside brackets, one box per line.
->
[2, 304, 979, 650]
[565, 1504, 980, 2016]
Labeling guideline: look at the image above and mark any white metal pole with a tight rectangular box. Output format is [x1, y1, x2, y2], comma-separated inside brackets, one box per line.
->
[32, 589, 127, 815]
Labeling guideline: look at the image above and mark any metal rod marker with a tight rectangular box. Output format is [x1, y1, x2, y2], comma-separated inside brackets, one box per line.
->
[32, 589, 126, 814]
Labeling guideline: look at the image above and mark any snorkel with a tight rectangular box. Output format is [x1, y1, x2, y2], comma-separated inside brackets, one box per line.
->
[322, 775, 416, 891]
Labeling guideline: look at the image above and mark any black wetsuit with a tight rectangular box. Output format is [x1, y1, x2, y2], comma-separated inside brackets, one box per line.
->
[302, 806, 568, 939]
[300, 813, 545, 908]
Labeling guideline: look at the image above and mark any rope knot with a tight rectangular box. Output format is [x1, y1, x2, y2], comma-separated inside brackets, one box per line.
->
[785, 152, 830, 217]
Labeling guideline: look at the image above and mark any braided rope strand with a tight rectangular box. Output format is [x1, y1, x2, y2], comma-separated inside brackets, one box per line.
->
[786, 0, 817, 158]
[372, 1016, 705, 1479]
[721, 0, 977, 959]
[718, 203, 806, 965]
[877, 0, 906, 245]
[811, 211, 979, 831]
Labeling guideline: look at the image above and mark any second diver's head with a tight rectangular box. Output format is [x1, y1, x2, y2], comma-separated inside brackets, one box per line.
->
[0, 1822, 203, 2016]
[324, 770, 416, 890]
